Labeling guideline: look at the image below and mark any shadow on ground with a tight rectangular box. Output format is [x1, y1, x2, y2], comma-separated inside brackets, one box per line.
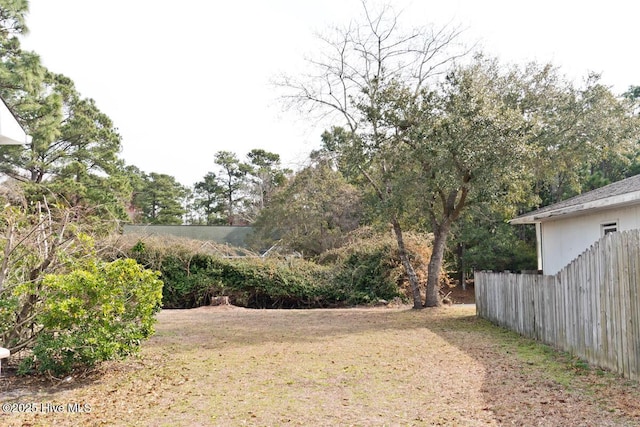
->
[430, 309, 640, 426]
[2, 302, 639, 426]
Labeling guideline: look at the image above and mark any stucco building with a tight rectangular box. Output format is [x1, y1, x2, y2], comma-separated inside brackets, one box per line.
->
[511, 174, 640, 275]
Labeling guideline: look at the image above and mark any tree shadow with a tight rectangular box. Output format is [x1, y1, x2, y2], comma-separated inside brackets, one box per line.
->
[429, 309, 640, 425]
[0, 356, 143, 403]
[2, 304, 639, 426]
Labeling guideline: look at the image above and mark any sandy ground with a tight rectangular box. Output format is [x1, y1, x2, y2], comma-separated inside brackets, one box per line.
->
[1, 304, 639, 426]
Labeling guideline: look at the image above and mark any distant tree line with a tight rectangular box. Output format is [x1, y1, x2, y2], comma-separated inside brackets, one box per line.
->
[0, 2, 162, 376]
[274, 3, 640, 307]
[1, 0, 639, 309]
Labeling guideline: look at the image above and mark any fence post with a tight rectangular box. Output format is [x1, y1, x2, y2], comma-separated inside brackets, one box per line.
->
[475, 230, 640, 381]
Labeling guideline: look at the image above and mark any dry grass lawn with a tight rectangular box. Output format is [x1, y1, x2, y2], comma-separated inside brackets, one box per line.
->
[1, 305, 639, 426]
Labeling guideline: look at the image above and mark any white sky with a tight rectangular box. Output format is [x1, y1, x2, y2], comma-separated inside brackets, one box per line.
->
[20, 0, 640, 186]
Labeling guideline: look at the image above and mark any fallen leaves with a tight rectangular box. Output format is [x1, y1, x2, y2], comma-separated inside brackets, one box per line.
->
[0, 305, 638, 426]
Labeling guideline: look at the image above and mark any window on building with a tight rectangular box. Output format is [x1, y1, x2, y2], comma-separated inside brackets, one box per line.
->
[601, 221, 618, 236]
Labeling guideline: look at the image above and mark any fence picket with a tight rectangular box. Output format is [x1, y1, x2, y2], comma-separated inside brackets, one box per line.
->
[476, 230, 640, 381]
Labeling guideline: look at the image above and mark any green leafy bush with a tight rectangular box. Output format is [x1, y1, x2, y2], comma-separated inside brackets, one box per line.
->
[328, 245, 402, 304]
[317, 229, 434, 304]
[109, 231, 434, 309]
[130, 244, 330, 308]
[18, 258, 163, 376]
[159, 254, 225, 308]
[211, 258, 331, 308]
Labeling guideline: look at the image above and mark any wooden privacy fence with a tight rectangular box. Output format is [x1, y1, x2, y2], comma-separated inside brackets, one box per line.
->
[475, 229, 640, 381]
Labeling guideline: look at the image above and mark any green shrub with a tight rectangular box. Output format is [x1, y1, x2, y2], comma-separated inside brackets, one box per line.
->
[214, 258, 330, 308]
[117, 235, 323, 308]
[318, 229, 434, 304]
[153, 254, 224, 308]
[18, 258, 163, 376]
[108, 230, 434, 309]
[330, 245, 402, 304]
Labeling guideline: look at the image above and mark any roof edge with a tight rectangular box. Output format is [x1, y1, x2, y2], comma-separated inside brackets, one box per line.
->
[510, 190, 640, 224]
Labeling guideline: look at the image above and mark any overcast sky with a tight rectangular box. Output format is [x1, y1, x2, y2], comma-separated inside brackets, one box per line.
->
[20, 0, 640, 186]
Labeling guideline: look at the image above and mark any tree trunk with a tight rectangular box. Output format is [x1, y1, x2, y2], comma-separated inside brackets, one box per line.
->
[425, 223, 451, 307]
[458, 242, 466, 291]
[392, 218, 422, 309]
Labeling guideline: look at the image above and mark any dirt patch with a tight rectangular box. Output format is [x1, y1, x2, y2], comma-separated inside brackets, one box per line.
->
[444, 282, 476, 304]
[1, 306, 638, 426]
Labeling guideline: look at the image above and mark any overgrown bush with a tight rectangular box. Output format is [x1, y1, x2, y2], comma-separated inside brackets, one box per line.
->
[108, 230, 436, 308]
[210, 258, 329, 308]
[317, 228, 436, 304]
[127, 242, 331, 308]
[149, 253, 221, 308]
[104, 235, 247, 308]
[0, 186, 164, 376]
[18, 258, 163, 376]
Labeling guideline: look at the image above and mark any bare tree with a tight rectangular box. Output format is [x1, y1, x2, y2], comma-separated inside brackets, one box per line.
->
[0, 186, 78, 354]
[278, 1, 469, 308]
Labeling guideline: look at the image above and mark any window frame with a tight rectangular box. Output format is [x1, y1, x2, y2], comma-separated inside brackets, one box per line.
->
[601, 221, 618, 236]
